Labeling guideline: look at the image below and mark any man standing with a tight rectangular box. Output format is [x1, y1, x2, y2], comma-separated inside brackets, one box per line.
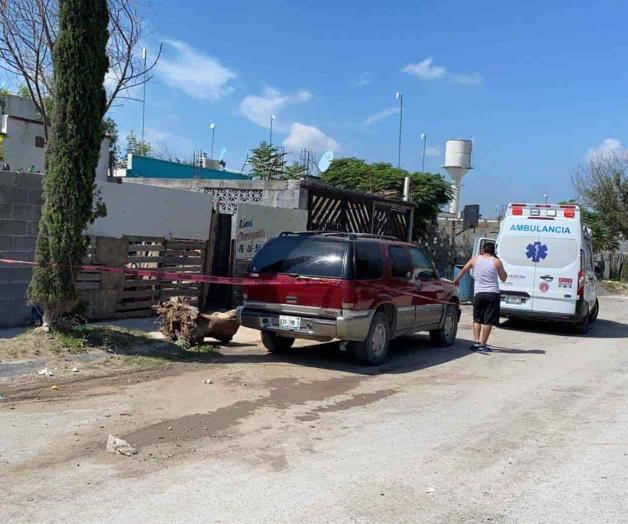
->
[453, 243, 507, 352]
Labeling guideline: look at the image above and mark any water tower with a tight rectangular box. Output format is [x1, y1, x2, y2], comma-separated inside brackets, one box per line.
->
[443, 139, 473, 217]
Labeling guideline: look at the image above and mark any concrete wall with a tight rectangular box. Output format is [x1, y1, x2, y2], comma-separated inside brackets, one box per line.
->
[0, 172, 42, 327]
[0, 172, 215, 327]
[123, 177, 304, 214]
[88, 181, 214, 240]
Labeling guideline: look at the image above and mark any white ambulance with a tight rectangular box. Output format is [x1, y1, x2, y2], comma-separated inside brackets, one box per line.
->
[481, 203, 600, 332]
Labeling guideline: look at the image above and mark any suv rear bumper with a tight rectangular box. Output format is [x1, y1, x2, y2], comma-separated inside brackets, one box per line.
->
[237, 306, 373, 342]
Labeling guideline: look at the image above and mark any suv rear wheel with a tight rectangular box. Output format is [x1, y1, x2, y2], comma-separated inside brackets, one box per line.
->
[349, 312, 390, 366]
[430, 304, 458, 347]
[261, 331, 295, 353]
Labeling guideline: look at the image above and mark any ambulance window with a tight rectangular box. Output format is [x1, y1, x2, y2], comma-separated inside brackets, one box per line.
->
[498, 236, 538, 267]
[536, 238, 578, 269]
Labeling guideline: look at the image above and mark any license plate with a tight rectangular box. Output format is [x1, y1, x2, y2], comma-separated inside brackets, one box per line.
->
[505, 296, 522, 305]
[279, 315, 301, 330]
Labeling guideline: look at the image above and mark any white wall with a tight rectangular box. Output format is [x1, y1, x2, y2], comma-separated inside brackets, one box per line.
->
[0, 94, 110, 177]
[87, 181, 214, 240]
[234, 203, 308, 259]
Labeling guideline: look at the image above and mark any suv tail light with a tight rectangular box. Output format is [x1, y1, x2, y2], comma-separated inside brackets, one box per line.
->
[577, 251, 585, 298]
[342, 282, 356, 311]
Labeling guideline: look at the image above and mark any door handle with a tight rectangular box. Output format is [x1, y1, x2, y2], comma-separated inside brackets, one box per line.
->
[540, 275, 553, 282]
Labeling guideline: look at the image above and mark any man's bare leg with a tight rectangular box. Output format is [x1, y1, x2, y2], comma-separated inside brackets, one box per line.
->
[473, 322, 481, 344]
[480, 324, 493, 345]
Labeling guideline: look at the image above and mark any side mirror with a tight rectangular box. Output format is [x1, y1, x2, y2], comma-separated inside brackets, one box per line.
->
[595, 262, 604, 277]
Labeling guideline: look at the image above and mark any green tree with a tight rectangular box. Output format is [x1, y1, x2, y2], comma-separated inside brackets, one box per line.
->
[28, 0, 109, 321]
[248, 141, 287, 180]
[575, 153, 628, 239]
[561, 200, 620, 252]
[323, 158, 452, 239]
[125, 131, 151, 158]
[282, 161, 308, 180]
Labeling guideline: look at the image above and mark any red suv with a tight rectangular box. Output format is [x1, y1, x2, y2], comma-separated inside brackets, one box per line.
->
[237, 232, 460, 365]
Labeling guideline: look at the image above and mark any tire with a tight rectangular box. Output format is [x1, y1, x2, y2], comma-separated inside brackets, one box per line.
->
[575, 315, 590, 335]
[430, 304, 459, 347]
[349, 312, 390, 366]
[261, 331, 295, 353]
[588, 299, 599, 323]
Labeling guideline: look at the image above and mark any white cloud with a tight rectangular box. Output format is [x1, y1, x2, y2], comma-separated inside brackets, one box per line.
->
[424, 146, 440, 157]
[364, 106, 399, 125]
[451, 72, 483, 85]
[239, 87, 312, 129]
[585, 138, 628, 161]
[357, 71, 373, 87]
[283, 123, 341, 153]
[402, 57, 483, 86]
[402, 58, 446, 80]
[158, 39, 236, 102]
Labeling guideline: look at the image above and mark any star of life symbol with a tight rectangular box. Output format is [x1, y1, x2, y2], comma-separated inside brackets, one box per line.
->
[526, 241, 548, 263]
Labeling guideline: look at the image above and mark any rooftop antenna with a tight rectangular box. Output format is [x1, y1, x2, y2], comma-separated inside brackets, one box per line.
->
[443, 138, 473, 217]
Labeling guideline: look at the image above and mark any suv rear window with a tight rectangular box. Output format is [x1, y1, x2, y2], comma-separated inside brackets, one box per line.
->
[354, 241, 384, 279]
[249, 236, 348, 278]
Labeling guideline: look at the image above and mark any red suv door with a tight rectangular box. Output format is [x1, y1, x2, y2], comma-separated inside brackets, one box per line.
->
[387, 244, 422, 331]
[408, 246, 444, 329]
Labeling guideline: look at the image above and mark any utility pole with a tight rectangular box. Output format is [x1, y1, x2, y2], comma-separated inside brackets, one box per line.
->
[210, 122, 216, 158]
[421, 133, 427, 172]
[396, 92, 403, 168]
[141, 48, 147, 153]
[269, 114, 275, 146]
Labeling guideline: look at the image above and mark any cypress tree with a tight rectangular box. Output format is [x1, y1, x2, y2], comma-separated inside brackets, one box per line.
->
[28, 0, 109, 321]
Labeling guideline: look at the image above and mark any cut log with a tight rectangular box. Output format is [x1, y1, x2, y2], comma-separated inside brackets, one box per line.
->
[154, 298, 239, 345]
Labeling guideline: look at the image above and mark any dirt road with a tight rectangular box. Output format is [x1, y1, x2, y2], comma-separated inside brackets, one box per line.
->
[2, 297, 627, 523]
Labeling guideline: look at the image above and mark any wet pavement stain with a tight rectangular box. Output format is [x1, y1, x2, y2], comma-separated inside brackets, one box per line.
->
[296, 389, 398, 422]
[123, 376, 364, 448]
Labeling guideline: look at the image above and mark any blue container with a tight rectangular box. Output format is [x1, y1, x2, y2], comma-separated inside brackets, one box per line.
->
[453, 265, 474, 303]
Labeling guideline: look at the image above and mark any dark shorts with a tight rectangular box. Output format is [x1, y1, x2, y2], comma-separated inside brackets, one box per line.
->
[473, 292, 500, 326]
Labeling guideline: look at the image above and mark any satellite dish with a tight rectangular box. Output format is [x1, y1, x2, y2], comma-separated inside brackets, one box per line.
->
[219, 147, 227, 162]
[318, 151, 334, 173]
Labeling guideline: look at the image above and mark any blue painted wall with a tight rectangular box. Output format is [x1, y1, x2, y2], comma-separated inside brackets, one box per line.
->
[126, 155, 250, 180]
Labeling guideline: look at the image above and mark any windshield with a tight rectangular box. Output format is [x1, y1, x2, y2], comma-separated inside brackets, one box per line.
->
[249, 236, 348, 278]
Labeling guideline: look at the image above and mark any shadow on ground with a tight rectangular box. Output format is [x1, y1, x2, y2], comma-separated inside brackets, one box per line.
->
[210, 333, 547, 376]
[499, 318, 628, 339]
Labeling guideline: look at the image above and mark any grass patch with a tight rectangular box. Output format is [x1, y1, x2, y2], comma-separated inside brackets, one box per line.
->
[50, 325, 160, 354]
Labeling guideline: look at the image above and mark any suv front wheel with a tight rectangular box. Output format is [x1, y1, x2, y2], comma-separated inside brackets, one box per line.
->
[261, 331, 295, 353]
[349, 312, 390, 366]
[430, 304, 458, 347]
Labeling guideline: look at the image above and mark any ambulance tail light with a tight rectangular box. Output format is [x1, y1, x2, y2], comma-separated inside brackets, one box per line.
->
[560, 204, 577, 218]
[512, 206, 523, 216]
[577, 251, 585, 298]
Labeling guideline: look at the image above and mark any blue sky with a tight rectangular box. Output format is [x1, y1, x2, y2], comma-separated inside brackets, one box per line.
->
[106, 0, 627, 217]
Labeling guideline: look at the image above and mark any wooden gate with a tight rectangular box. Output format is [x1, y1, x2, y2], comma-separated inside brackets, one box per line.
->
[117, 237, 208, 317]
[303, 180, 414, 240]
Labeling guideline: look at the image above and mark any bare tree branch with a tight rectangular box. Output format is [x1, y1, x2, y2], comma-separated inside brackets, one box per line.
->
[0, 0, 160, 135]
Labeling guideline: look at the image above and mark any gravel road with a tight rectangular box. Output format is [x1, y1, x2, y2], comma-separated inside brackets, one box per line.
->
[1, 297, 627, 523]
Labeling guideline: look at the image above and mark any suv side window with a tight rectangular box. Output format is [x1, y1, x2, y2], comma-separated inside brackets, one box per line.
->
[355, 241, 384, 279]
[409, 248, 437, 281]
[389, 246, 413, 279]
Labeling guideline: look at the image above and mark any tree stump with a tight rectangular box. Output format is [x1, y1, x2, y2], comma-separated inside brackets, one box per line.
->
[154, 298, 239, 346]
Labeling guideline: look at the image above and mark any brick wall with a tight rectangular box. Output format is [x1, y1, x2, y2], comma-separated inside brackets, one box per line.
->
[0, 171, 42, 328]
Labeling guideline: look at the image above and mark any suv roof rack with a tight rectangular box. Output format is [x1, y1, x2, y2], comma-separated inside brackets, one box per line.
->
[278, 231, 401, 241]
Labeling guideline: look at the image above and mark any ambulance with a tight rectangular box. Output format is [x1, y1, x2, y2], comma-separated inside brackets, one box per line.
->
[478, 203, 600, 333]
